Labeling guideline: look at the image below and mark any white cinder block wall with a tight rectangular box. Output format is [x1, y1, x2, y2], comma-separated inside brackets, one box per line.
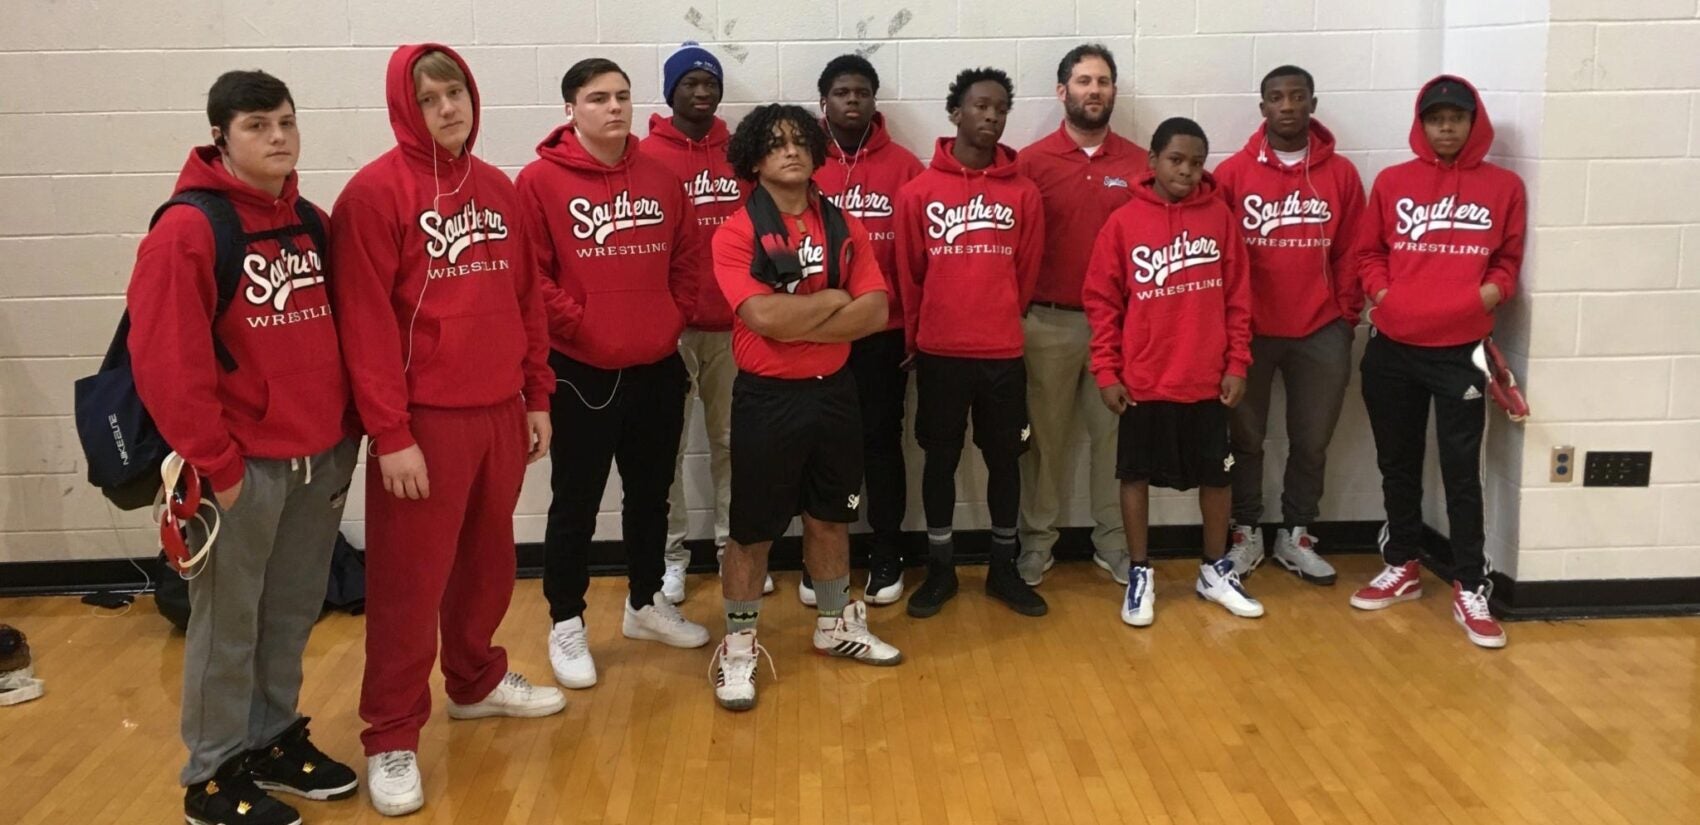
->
[2, 1, 1693, 584]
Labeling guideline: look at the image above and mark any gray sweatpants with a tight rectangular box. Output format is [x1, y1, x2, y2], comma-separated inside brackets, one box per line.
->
[1228, 320, 1354, 527]
[179, 438, 357, 785]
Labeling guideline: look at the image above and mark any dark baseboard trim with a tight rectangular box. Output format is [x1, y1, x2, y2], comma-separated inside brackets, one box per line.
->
[10, 522, 1695, 621]
[0, 522, 1385, 598]
[1420, 527, 1700, 621]
[517, 520, 1388, 577]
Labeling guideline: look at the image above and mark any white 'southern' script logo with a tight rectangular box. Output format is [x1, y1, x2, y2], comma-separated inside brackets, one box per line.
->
[420, 202, 510, 264]
[1394, 195, 1493, 241]
[1131, 231, 1222, 286]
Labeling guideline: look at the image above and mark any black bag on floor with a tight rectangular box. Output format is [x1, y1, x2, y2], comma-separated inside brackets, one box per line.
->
[153, 532, 365, 631]
[322, 533, 367, 616]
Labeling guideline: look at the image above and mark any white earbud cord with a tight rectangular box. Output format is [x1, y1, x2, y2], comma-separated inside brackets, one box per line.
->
[402, 144, 476, 375]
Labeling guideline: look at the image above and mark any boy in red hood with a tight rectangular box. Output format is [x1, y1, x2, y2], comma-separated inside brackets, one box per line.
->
[643, 43, 756, 603]
[708, 105, 904, 712]
[331, 45, 563, 818]
[128, 70, 358, 825]
[1214, 65, 1366, 586]
[812, 53, 924, 607]
[895, 67, 1046, 619]
[1083, 117, 1261, 628]
[517, 57, 712, 693]
[1348, 76, 1525, 651]
[1016, 45, 1149, 590]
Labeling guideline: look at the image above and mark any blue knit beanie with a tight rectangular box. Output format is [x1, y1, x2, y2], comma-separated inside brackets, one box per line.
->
[664, 41, 724, 100]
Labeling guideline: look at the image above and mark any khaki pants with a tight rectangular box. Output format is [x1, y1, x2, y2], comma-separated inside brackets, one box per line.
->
[666, 329, 735, 563]
[1018, 305, 1125, 561]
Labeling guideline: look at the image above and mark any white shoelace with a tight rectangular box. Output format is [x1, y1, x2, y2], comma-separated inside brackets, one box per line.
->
[377, 751, 415, 781]
[1458, 588, 1494, 621]
[552, 628, 589, 660]
[651, 599, 695, 630]
[1369, 564, 1409, 589]
[709, 637, 777, 685]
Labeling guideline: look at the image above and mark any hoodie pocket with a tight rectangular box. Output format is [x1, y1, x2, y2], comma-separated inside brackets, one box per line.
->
[1374, 278, 1488, 344]
[574, 288, 685, 366]
[410, 311, 527, 403]
[921, 270, 1023, 355]
[247, 363, 349, 450]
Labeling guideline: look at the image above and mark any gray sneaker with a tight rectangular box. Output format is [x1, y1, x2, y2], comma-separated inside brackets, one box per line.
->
[1092, 549, 1131, 586]
[1017, 550, 1055, 586]
[1225, 524, 1265, 577]
[1272, 527, 1337, 585]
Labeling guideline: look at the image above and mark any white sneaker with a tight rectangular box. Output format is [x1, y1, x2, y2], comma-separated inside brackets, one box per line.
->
[662, 561, 688, 604]
[1196, 557, 1265, 618]
[623, 591, 711, 648]
[798, 574, 816, 607]
[708, 629, 774, 711]
[1120, 564, 1155, 627]
[1226, 524, 1265, 576]
[548, 617, 597, 689]
[367, 750, 423, 817]
[447, 671, 566, 719]
[1272, 527, 1337, 585]
[813, 600, 902, 665]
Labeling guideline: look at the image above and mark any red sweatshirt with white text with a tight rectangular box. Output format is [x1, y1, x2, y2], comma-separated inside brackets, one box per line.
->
[1357, 75, 1526, 347]
[1083, 172, 1252, 403]
[330, 43, 553, 456]
[1213, 118, 1366, 337]
[517, 124, 701, 368]
[895, 138, 1044, 359]
[641, 114, 744, 331]
[814, 113, 923, 331]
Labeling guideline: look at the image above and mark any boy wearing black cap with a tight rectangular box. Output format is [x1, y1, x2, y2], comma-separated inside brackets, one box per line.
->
[1349, 75, 1526, 650]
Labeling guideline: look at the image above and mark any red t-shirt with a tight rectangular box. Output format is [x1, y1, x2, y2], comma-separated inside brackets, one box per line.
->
[713, 201, 887, 379]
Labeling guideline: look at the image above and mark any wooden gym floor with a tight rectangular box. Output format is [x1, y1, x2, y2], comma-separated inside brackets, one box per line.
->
[2, 555, 1697, 825]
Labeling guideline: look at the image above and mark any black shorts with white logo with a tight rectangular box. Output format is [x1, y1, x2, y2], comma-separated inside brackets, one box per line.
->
[1116, 400, 1232, 491]
[729, 368, 864, 545]
[914, 354, 1029, 457]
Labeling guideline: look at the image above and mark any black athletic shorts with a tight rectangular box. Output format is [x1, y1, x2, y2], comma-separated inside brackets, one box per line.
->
[728, 368, 864, 545]
[1115, 400, 1232, 490]
[913, 353, 1029, 456]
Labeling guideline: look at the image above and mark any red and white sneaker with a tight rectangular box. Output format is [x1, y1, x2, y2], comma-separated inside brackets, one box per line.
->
[1349, 560, 1423, 610]
[1451, 582, 1507, 649]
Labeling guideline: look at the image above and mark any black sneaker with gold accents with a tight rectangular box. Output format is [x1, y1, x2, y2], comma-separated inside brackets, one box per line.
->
[246, 717, 358, 801]
[185, 754, 301, 825]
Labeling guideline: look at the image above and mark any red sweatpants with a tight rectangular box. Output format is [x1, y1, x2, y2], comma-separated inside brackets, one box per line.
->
[359, 398, 527, 755]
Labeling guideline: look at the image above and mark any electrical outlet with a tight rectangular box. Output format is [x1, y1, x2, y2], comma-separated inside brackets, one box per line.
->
[1550, 445, 1575, 483]
[1583, 451, 1653, 487]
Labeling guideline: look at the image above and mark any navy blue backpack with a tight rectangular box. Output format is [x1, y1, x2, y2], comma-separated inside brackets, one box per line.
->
[74, 190, 324, 510]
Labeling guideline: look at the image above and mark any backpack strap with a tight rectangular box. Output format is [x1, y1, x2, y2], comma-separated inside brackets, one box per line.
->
[150, 190, 246, 371]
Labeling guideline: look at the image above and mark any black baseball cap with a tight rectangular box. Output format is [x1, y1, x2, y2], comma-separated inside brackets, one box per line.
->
[1419, 80, 1475, 115]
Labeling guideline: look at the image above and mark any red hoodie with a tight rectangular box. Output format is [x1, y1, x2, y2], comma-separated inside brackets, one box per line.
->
[517, 126, 701, 368]
[126, 148, 350, 491]
[1213, 119, 1366, 338]
[1017, 122, 1149, 306]
[895, 138, 1044, 358]
[1083, 172, 1253, 403]
[1358, 75, 1526, 347]
[813, 113, 924, 332]
[329, 43, 553, 456]
[640, 114, 745, 331]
